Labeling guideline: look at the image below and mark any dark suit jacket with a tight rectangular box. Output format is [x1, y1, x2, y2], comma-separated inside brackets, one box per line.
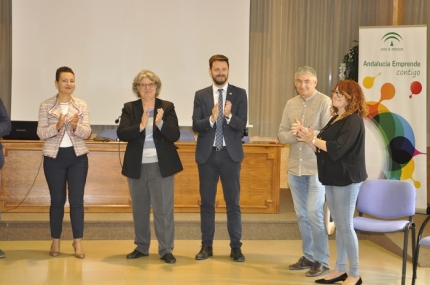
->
[117, 98, 183, 179]
[0, 99, 11, 168]
[192, 84, 248, 164]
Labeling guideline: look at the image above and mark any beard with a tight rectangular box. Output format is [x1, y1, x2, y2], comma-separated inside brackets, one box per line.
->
[212, 74, 228, 86]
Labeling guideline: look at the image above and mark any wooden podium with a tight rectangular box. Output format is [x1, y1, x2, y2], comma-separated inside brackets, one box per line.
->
[0, 140, 283, 213]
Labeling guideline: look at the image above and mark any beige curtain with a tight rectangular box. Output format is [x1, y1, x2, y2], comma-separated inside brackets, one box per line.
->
[1, 0, 429, 138]
[403, 0, 430, 142]
[249, 0, 396, 138]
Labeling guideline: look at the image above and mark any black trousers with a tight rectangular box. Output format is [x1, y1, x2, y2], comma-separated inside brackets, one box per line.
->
[43, 147, 88, 239]
[198, 149, 242, 248]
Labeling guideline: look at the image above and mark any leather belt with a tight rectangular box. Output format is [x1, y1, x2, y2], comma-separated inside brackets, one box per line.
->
[213, 146, 227, 151]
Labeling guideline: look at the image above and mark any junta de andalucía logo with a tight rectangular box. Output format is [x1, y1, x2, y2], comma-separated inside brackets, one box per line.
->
[381, 32, 403, 46]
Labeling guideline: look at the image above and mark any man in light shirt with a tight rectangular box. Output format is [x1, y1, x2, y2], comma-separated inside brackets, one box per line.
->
[278, 66, 332, 277]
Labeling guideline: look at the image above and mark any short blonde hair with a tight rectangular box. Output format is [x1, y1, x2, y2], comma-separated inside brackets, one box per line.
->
[132, 70, 162, 97]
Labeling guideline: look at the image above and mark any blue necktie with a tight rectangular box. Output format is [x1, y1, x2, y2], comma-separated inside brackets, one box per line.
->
[215, 89, 224, 149]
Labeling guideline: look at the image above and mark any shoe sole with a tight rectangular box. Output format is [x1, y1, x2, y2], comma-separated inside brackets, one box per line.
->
[126, 254, 148, 259]
[289, 267, 312, 270]
[305, 268, 330, 277]
[230, 254, 245, 262]
[195, 253, 213, 260]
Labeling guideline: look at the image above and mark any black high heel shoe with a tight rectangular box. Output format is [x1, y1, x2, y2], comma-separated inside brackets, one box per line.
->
[315, 273, 348, 284]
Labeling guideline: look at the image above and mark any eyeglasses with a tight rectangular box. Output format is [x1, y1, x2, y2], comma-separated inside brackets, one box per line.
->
[332, 90, 344, 98]
[138, 83, 156, 89]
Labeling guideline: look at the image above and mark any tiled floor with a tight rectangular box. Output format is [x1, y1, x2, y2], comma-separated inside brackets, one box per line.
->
[0, 239, 428, 285]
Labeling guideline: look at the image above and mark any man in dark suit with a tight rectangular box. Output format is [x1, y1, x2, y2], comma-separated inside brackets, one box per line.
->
[192, 54, 248, 262]
[0, 98, 11, 258]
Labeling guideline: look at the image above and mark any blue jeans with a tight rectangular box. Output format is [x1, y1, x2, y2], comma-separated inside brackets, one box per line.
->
[325, 183, 362, 277]
[288, 173, 329, 267]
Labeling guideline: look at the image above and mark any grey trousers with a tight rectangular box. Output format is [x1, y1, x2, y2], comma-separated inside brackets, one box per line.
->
[127, 162, 175, 257]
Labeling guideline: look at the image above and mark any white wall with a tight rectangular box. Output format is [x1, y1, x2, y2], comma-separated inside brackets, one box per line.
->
[11, 0, 250, 126]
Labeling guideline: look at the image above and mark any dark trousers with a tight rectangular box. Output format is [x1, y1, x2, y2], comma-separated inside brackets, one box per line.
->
[198, 149, 242, 248]
[43, 147, 88, 239]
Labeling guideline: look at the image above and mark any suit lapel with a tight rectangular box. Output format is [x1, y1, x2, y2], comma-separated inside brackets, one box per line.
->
[155, 98, 164, 113]
[132, 100, 144, 124]
[206, 87, 215, 111]
[153, 99, 163, 126]
[226, 85, 235, 103]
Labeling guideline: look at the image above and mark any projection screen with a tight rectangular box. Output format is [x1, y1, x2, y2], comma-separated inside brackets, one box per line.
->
[12, 0, 250, 126]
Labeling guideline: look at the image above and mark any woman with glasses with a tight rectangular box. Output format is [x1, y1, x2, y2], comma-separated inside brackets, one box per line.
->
[117, 70, 183, 264]
[297, 80, 368, 285]
[37, 66, 91, 259]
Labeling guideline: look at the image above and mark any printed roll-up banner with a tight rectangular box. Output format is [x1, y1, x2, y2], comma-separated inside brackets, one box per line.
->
[359, 25, 427, 213]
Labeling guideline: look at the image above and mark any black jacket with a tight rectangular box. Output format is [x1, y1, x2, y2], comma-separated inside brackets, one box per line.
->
[0, 99, 11, 168]
[316, 113, 368, 186]
[117, 98, 183, 179]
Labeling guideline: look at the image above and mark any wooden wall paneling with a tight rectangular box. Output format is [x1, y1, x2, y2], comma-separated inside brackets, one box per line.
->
[0, 140, 283, 214]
